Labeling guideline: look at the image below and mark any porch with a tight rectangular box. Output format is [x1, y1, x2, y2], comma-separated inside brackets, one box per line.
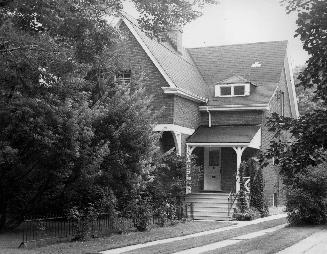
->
[185, 125, 261, 220]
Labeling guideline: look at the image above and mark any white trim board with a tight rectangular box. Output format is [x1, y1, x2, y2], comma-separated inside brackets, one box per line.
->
[199, 105, 269, 111]
[153, 124, 195, 135]
[122, 18, 176, 89]
[186, 143, 249, 147]
[162, 87, 207, 103]
[284, 49, 300, 118]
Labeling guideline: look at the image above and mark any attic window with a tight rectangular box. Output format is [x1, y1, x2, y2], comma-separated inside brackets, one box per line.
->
[115, 70, 131, 85]
[215, 83, 250, 97]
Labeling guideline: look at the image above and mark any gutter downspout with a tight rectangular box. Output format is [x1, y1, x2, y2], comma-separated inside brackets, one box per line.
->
[206, 106, 212, 127]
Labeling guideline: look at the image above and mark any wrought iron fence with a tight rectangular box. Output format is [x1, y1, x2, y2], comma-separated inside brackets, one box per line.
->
[19, 203, 192, 248]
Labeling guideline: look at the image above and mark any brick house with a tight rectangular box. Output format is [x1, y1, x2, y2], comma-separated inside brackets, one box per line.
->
[110, 15, 299, 220]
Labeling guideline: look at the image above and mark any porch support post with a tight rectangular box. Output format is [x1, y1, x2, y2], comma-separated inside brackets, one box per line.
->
[233, 146, 246, 193]
[186, 144, 196, 194]
[172, 131, 182, 156]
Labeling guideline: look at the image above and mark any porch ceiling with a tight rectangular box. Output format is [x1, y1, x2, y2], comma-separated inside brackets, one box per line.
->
[186, 125, 260, 144]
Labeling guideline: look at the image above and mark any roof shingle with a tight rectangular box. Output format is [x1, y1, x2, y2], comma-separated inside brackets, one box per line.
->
[122, 16, 209, 99]
[187, 41, 288, 105]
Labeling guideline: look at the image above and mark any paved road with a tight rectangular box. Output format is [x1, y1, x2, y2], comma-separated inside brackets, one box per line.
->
[277, 230, 327, 254]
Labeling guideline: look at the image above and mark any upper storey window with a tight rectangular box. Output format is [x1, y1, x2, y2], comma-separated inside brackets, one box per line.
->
[215, 83, 250, 97]
[115, 70, 131, 85]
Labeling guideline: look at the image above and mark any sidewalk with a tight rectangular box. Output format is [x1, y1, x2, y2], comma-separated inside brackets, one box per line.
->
[100, 214, 287, 254]
[277, 229, 327, 254]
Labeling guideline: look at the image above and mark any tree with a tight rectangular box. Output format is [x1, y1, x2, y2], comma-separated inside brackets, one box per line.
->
[263, 0, 327, 224]
[0, 0, 217, 230]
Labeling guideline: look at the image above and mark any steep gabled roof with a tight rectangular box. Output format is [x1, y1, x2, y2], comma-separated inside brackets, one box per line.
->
[187, 41, 288, 106]
[121, 16, 209, 100]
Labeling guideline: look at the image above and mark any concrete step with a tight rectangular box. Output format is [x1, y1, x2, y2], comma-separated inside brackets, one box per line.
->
[185, 198, 229, 203]
[185, 192, 231, 221]
[192, 211, 229, 217]
[192, 207, 229, 213]
[191, 203, 229, 208]
[193, 215, 231, 221]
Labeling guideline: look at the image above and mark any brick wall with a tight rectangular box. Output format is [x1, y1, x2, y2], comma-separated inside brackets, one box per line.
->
[119, 22, 174, 125]
[261, 67, 291, 206]
[200, 111, 263, 126]
[174, 96, 201, 129]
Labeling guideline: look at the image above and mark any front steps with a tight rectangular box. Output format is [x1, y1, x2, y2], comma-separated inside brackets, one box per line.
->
[185, 192, 231, 221]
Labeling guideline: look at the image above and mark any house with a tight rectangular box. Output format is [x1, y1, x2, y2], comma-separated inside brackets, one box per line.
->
[109, 15, 299, 220]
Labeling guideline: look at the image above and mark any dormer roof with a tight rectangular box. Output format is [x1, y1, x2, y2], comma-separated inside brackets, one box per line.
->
[217, 75, 256, 86]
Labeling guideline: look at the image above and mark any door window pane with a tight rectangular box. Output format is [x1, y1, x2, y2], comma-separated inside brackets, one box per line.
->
[209, 149, 220, 166]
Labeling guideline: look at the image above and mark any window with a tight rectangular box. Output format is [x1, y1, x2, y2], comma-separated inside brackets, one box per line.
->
[115, 70, 131, 85]
[276, 90, 285, 116]
[220, 86, 232, 96]
[280, 91, 285, 116]
[215, 83, 250, 97]
[209, 148, 220, 166]
[234, 85, 245, 95]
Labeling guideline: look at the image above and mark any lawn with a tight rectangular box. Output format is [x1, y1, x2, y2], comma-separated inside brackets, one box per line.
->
[0, 220, 233, 254]
[122, 217, 287, 254]
[204, 225, 323, 254]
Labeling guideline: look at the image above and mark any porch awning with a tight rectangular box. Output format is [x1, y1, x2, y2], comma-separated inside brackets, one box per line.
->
[186, 125, 261, 147]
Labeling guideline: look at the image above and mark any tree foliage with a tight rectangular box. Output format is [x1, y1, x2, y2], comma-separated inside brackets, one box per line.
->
[0, 0, 216, 230]
[264, 0, 327, 224]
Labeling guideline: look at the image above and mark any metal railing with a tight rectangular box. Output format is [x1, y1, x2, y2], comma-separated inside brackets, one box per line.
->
[19, 204, 190, 248]
[227, 190, 238, 217]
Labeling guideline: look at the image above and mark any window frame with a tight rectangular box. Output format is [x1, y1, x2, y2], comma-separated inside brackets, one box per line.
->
[215, 83, 250, 97]
[115, 70, 131, 85]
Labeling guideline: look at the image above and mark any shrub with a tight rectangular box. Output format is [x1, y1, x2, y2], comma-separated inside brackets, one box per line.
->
[125, 195, 152, 232]
[234, 163, 253, 221]
[233, 207, 256, 221]
[68, 205, 99, 241]
[247, 158, 269, 217]
[286, 163, 327, 225]
[147, 151, 192, 226]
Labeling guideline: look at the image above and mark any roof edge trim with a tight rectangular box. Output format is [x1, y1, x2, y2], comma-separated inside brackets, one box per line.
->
[162, 87, 208, 103]
[199, 105, 269, 111]
[186, 142, 250, 147]
[122, 17, 177, 89]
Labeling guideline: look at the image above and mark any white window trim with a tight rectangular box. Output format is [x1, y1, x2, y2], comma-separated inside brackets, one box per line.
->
[115, 71, 131, 85]
[215, 83, 250, 97]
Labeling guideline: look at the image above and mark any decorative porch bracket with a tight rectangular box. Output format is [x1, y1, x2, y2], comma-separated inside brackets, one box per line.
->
[232, 146, 246, 193]
[186, 145, 196, 194]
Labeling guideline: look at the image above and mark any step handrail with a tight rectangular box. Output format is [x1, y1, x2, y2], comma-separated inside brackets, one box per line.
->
[227, 190, 238, 217]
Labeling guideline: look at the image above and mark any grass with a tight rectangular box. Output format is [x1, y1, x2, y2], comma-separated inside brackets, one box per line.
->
[204, 225, 324, 254]
[123, 218, 287, 254]
[0, 220, 233, 254]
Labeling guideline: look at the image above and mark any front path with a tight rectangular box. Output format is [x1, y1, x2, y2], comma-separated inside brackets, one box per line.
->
[100, 214, 287, 254]
[276, 230, 327, 254]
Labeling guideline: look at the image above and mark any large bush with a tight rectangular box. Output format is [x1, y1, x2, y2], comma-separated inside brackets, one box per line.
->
[286, 163, 327, 225]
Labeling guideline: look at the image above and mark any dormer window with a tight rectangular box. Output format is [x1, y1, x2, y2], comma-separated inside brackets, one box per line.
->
[115, 70, 131, 85]
[215, 83, 250, 97]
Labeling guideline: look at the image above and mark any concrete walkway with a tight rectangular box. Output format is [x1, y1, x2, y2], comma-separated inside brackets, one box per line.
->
[100, 213, 287, 254]
[277, 230, 327, 254]
[173, 224, 287, 254]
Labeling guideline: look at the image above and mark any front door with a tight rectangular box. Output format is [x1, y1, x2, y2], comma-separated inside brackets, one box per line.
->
[204, 147, 221, 191]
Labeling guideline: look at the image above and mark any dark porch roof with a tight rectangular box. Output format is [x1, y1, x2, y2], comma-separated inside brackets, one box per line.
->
[187, 125, 260, 144]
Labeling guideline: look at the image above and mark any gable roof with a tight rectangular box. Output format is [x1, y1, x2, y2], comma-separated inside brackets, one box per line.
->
[187, 41, 288, 106]
[121, 15, 209, 101]
[111, 15, 289, 107]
